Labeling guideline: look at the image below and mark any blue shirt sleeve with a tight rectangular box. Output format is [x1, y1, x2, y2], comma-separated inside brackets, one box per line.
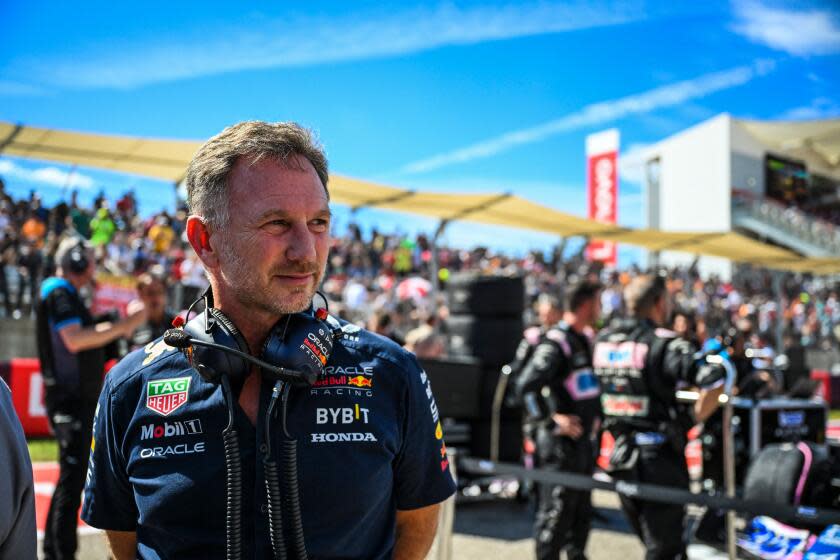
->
[82, 375, 138, 531]
[46, 286, 82, 331]
[393, 353, 456, 510]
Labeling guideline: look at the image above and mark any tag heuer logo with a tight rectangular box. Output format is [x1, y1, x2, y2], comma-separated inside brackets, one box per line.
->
[146, 377, 191, 416]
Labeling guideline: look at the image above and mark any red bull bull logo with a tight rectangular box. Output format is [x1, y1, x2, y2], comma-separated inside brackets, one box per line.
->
[347, 375, 373, 388]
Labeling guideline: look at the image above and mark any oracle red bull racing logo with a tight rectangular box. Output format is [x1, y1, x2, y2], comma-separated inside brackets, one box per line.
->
[310, 365, 374, 397]
[302, 335, 328, 365]
[146, 376, 191, 416]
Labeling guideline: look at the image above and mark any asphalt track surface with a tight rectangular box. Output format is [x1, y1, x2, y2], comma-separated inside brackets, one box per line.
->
[48, 414, 840, 559]
[428, 490, 733, 559]
[38, 487, 733, 559]
[46, 420, 840, 559]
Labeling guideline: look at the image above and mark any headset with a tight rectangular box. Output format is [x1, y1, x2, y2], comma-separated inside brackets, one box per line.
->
[164, 289, 339, 560]
[64, 241, 90, 275]
[167, 305, 334, 389]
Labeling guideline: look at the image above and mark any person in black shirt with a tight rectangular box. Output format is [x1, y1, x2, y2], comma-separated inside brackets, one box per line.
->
[516, 282, 602, 560]
[593, 275, 724, 560]
[36, 237, 146, 560]
[129, 272, 176, 350]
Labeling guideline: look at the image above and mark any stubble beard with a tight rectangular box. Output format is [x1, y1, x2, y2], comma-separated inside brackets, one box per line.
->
[217, 240, 323, 316]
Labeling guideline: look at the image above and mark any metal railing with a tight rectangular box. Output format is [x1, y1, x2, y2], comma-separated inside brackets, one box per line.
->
[732, 194, 840, 255]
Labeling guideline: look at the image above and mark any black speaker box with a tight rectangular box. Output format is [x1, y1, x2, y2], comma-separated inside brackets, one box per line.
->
[469, 419, 523, 463]
[419, 356, 483, 420]
[446, 274, 524, 317]
[446, 314, 523, 367]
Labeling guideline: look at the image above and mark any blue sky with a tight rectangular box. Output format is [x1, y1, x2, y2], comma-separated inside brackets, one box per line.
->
[1, 0, 839, 264]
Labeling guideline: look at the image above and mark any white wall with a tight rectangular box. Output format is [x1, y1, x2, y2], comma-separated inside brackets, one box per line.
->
[655, 113, 732, 231]
[645, 114, 734, 278]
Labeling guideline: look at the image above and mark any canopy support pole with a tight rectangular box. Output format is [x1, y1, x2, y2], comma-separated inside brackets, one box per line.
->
[553, 237, 567, 272]
[773, 271, 785, 354]
[0, 123, 23, 154]
[428, 192, 514, 302]
[430, 219, 450, 303]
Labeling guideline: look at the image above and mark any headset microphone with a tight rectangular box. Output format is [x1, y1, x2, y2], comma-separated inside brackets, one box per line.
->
[163, 328, 318, 387]
[161, 328, 192, 348]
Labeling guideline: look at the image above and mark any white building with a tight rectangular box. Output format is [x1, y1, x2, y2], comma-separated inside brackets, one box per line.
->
[643, 114, 840, 278]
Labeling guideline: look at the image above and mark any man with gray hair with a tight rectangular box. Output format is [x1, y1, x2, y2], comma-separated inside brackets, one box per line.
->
[83, 121, 455, 559]
[36, 236, 146, 560]
[593, 274, 724, 560]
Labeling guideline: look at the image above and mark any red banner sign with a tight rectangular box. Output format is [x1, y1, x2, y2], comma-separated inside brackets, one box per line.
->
[5, 357, 117, 437]
[92, 272, 138, 317]
[586, 129, 619, 267]
[8, 358, 50, 437]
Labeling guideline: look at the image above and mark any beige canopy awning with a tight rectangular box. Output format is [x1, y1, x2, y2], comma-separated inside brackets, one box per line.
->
[2, 120, 838, 273]
[0, 121, 201, 182]
[0, 121, 406, 208]
[736, 117, 840, 178]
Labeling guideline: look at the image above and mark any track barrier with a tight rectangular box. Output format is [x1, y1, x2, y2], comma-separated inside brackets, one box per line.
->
[459, 457, 840, 527]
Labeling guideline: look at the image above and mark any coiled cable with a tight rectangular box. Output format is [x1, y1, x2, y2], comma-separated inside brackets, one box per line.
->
[265, 381, 288, 560]
[264, 380, 309, 559]
[282, 438, 307, 559]
[263, 455, 288, 560]
[220, 376, 242, 560]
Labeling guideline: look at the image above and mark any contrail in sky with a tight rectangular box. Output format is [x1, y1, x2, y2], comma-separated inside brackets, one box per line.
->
[400, 59, 776, 174]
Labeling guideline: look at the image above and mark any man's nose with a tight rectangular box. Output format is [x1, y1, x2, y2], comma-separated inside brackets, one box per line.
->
[285, 224, 317, 263]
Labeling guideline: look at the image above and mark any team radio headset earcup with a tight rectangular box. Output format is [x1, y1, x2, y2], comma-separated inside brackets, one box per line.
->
[182, 308, 251, 385]
[261, 309, 334, 381]
[66, 242, 90, 274]
[181, 307, 335, 385]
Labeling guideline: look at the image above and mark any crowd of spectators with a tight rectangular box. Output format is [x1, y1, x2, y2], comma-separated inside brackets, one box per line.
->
[2, 176, 840, 359]
[0, 178, 206, 319]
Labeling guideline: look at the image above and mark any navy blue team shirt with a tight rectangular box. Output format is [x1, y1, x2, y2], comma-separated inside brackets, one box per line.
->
[82, 319, 456, 559]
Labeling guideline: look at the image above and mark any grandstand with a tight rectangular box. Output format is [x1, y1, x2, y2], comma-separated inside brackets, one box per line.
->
[642, 114, 840, 277]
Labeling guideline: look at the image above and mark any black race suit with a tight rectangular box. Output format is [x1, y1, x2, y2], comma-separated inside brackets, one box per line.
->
[35, 277, 106, 560]
[593, 318, 723, 560]
[516, 322, 601, 560]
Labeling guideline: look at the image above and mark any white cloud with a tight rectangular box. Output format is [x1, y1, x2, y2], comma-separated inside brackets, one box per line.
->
[776, 97, 840, 120]
[731, 0, 840, 56]
[0, 80, 47, 96]
[13, 2, 648, 90]
[401, 59, 775, 174]
[0, 159, 95, 190]
[633, 102, 718, 137]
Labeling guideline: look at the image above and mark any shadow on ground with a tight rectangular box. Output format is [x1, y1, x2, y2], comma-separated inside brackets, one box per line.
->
[453, 497, 634, 541]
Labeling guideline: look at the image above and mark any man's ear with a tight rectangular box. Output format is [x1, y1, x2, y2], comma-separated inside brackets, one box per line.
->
[186, 216, 219, 269]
